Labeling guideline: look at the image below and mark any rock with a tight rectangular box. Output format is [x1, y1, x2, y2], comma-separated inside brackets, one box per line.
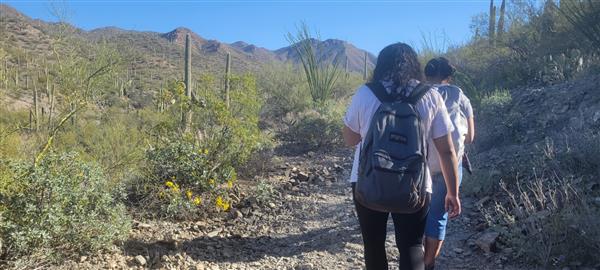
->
[453, 248, 464, 254]
[79, 256, 88, 262]
[296, 171, 310, 182]
[593, 111, 600, 123]
[475, 231, 500, 253]
[231, 209, 243, 219]
[134, 255, 147, 266]
[195, 263, 206, 270]
[207, 228, 223, 237]
[295, 263, 314, 270]
[133, 220, 152, 229]
[594, 197, 600, 207]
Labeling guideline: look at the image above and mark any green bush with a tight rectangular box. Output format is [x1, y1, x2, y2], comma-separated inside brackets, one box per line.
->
[138, 137, 236, 218]
[0, 152, 130, 260]
[257, 63, 312, 119]
[134, 74, 266, 219]
[282, 108, 343, 153]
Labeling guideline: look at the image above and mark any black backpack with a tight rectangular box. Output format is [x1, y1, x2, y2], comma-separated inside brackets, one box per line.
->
[355, 81, 431, 213]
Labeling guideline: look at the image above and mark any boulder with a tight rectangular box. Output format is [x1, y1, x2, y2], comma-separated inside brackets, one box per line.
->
[475, 231, 500, 253]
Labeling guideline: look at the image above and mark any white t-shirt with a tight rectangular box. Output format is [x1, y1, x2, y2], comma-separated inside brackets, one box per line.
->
[428, 83, 473, 174]
[343, 82, 454, 193]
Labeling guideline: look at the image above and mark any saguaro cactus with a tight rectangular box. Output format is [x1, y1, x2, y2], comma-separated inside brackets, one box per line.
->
[182, 33, 193, 131]
[185, 33, 192, 99]
[48, 83, 55, 130]
[344, 57, 349, 78]
[33, 76, 39, 131]
[363, 51, 368, 81]
[225, 52, 231, 108]
[497, 0, 506, 41]
[489, 0, 496, 46]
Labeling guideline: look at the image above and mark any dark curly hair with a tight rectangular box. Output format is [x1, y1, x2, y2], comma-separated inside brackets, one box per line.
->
[424, 57, 456, 80]
[371, 42, 423, 90]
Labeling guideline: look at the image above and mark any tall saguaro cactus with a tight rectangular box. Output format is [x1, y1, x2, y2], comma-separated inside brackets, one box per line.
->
[182, 33, 193, 132]
[185, 33, 192, 99]
[33, 75, 39, 131]
[225, 52, 231, 108]
[489, 0, 496, 46]
[497, 0, 506, 41]
[363, 51, 368, 81]
[345, 57, 349, 73]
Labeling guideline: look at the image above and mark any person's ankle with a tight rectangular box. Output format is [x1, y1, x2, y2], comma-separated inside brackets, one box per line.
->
[425, 263, 435, 270]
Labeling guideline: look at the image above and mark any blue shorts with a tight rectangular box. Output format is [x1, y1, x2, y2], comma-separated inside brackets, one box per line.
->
[425, 167, 463, 240]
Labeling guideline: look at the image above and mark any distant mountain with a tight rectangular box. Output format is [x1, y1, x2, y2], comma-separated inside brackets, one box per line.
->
[275, 38, 376, 72]
[0, 3, 376, 75]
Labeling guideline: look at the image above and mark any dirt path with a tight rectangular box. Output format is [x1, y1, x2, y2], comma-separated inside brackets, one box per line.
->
[59, 150, 521, 270]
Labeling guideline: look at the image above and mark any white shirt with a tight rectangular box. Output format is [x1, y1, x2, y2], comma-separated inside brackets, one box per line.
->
[343, 82, 454, 193]
[428, 83, 473, 174]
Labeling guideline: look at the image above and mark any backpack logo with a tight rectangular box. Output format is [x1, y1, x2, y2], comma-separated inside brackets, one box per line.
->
[355, 82, 430, 213]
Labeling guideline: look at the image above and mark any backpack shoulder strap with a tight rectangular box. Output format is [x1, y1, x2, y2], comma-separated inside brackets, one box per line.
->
[366, 82, 394, 103]
[405, 83, 431, 105]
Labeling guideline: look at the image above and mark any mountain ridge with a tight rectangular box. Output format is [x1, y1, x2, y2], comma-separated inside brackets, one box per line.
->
[0, 3, 376, 73]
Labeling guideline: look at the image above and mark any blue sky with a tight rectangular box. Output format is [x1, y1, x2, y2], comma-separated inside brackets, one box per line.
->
[4, 0, 491, 54]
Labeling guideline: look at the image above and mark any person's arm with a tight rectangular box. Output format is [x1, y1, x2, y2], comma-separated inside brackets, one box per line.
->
[465, 116, 475, 144]
[433, 134, 461, 218]
[343, 126, 361, 147]
[461, 94, 475, 145]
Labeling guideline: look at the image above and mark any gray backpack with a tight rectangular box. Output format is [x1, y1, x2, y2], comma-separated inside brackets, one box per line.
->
[355, 82, 431, 213]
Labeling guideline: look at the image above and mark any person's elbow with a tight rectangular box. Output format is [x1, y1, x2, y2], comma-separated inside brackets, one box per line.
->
[433, 134, 456, 158]
[465, 117, 475, 144]
[342, 126, 361, 147]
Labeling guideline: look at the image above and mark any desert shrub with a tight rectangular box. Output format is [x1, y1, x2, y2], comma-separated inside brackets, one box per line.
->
[480, 88, 512, 110]
[53, 108, 148, 183]
[0, 152, 130, 260]
[486, 174, 599, 268]
[138, 137, 236, 218]
[257, 63, 311, 119]
[281, 107, 343, 153]
[133, 74, 266, 219]
[460, 168, 502, 197]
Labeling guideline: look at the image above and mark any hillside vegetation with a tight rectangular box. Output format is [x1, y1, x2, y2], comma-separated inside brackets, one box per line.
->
[1, 0, 599, 269]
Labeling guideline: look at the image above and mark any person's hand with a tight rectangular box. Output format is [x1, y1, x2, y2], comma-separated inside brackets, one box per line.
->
[445, 194, 461, 218]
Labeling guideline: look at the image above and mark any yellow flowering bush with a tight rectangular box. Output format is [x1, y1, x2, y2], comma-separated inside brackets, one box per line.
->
[136, 74, 266, 219]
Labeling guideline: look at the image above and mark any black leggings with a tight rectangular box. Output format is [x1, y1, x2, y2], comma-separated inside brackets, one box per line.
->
[352, 183, 430, 270]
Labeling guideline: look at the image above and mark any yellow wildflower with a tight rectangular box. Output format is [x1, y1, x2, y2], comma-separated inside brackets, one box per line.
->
[165, 181, 175, 188]
[222, 201, 230, 211]
[204, 149, 209, 155]
[158, 191, 165, 199]
[186, 190, 193, 199]
[193, 196, 202, 206]
[209, 179, 215, 186]
[227, 180, 233, 189]
[215, 196, 230, 211]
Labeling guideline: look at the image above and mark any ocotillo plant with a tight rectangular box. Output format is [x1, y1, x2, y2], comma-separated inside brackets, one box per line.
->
[497, 0, 506, 41]
[363, 51, 368, 81]
[225, 52, 231, 108]
[285, 23, 342, 107]
[489, 0, 496, 46]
